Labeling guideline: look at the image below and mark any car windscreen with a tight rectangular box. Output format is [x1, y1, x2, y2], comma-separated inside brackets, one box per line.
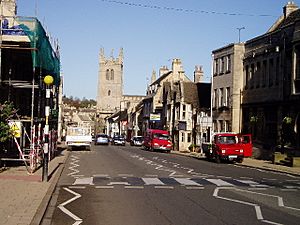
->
[98, 134, 108, 138]
[218, 136, 238, 144]
[134, 137, 143, 141]
[153, 133, 169, 140]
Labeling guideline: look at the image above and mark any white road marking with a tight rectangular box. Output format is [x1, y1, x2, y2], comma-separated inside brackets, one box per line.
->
[118, 174, 134, 177]
[69, 186, 86, 189]
[216, 176, 232, 179]
[58, 187, 82, 225]
[142, 178, 165, 185]
[73, 177, 93, 185]
[145, 174, 158, 177]
[248, 188, 268, 191]
[206, 179, 235, 186]
[108, 182, 130, 185]
[214, 187, 300, 225]
[169, 174, 184, 177]
[95, 186, 114, 189]
[186, 186, 205, 190]
[93, 174, 109, 177]
[125, 186, 144, 189]
[154, 186, 174, 189]
[68, 156, 80, 177]
[280, 189, 297, 192]
[174, 178, 202, 186]
[239, 176, 253, 180]
[236, 179, 269, 188]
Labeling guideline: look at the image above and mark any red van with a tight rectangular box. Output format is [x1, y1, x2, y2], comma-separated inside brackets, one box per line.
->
[207, 133, 252, 163]
[143, 129, 172, 153]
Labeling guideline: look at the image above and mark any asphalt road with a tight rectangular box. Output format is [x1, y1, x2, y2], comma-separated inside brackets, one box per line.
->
[42, 143, 300, 225]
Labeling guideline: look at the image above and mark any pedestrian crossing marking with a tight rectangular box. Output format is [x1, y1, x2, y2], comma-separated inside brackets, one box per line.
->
[174, 178, 202, 186]
[142, 178, 165, 185]
[236, 179, 270, 188]
[71, 176, 299, 190]
[73, 177, 93, 185]
[206, 179, 235, 187]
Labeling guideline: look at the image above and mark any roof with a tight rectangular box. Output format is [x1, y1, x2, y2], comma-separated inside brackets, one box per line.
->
[181, 82, 198, 106]
[150, 71, 172, 86]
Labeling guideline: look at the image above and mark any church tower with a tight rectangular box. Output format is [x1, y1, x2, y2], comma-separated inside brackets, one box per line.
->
[97, 48, 124, 114]
[0, 0, 17, 17]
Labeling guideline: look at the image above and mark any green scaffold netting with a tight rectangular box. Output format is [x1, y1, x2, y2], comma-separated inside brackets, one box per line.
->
[16, 17, 60, 85]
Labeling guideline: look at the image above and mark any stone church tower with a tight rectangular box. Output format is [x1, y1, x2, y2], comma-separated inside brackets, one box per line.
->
[0, 0, 17, 17]
[96, 48, 123, 132]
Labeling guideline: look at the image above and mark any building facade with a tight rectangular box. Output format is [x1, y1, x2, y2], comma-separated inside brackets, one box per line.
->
[241, 2, 300, 149]
[212, 43, 245, 133]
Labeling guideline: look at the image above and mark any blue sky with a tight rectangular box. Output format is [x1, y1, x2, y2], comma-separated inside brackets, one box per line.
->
[17, 0, 295, 100]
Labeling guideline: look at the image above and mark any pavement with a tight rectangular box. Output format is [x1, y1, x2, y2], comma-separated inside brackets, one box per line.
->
[0, 145, 299, 225]
[0, 144, 69, 225]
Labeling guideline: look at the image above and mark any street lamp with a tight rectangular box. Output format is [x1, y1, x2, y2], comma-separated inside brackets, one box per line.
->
[43, 75, 54, 182]
[237, 27, 245, 43]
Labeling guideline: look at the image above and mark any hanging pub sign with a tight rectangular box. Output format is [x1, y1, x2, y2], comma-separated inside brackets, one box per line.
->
[150, 113, 161, 122]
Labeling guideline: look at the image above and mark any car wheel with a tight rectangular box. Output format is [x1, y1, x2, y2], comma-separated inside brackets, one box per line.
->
[237, 158, 244, 163]
[215, 155, 221, 163]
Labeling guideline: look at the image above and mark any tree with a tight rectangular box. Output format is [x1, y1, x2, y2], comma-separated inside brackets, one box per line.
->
[0, 101, 17, 143]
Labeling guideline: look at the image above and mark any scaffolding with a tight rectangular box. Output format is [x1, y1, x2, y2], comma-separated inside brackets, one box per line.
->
[0, 15, 61, 173]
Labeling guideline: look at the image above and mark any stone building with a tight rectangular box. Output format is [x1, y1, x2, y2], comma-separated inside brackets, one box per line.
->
[96, 48, 124, 133]
[242, 1, 300, 150]
[211, 2, 300, 153]
[96, 48, 145, 136]
[212, 43, 245, 133]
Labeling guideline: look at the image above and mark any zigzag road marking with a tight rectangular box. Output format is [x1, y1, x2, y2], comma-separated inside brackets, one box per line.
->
[68, 155, 80, 177]
[213, 187, 300, 225]
[58, 187, 82, 225]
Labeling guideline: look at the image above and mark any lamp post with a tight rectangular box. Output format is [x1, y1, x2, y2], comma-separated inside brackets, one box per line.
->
[43, 75, 54, 182]
[237, 27, 245, 43]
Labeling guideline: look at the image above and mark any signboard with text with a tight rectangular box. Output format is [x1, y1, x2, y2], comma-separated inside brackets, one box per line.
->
[150, 113, 161, 122]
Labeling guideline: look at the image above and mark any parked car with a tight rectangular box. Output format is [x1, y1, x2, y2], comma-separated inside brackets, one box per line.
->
[112, 135, 126, 146]
[205, 133, 252, 163]
[130, 136, 143, 146]
[95, 134, 109, 145]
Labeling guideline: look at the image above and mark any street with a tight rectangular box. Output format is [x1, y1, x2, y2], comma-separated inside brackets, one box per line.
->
[42, 144, 300, 225]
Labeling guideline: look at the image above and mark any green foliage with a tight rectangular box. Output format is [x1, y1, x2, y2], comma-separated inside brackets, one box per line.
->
[188, 143, 200, 151]
[62, 95, 96, 108]
[0, 102, 17, 142]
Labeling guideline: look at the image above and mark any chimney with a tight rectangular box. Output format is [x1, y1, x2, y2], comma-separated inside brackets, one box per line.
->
[283, 1, 298, 19]
[172, 59, 184, 80]
[0, 0, 17, 17]
[194, 65, 204, 83]
[159, 66, 169, 77]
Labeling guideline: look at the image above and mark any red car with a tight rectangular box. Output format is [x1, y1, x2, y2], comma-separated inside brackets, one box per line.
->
[143, 129, 172, 153]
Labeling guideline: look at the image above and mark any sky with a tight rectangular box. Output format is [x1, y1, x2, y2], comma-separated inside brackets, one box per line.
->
[17, 0, 296, 100]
